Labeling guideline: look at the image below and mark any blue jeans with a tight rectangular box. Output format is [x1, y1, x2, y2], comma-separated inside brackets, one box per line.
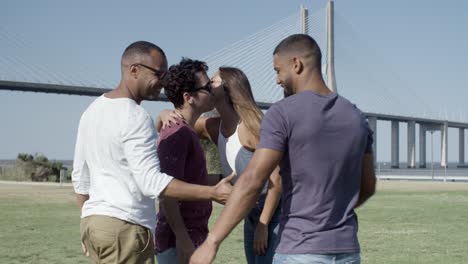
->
[273, 253, 360, 264]
[155, 247, 176, 264]
[244, 197, 281, 264]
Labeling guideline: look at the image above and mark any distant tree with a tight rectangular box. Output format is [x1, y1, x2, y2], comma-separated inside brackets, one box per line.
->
[34, 154, 49, 165]
[16, 153, 33, 163]
[15, 153, 63, 182]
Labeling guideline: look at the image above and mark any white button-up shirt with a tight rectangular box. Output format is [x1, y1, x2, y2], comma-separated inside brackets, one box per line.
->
[72, 95, 173, 232]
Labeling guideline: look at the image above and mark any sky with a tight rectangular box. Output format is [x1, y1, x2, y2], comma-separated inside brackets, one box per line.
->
[1, 0, 467, 163]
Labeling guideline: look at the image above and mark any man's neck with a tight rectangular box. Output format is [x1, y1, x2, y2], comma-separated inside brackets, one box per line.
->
[105, 81, 142, 105]
[296, 72, 332, 96]
[176, 107, 201, 128]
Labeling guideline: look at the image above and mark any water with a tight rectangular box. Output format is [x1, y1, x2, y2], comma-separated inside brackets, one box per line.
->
[376, 162, 468, 181]
[1, 160, 467, 180]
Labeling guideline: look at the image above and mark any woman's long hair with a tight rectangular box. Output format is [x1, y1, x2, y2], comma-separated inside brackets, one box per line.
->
[219, 67, 263, 147]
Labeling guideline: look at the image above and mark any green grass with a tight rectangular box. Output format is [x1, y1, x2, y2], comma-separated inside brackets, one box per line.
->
[357, 183, 468, 263]
[0, 181, 467, 264]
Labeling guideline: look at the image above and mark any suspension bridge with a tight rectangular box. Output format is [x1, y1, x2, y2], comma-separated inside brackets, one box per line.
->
[1, 0, 467, 179]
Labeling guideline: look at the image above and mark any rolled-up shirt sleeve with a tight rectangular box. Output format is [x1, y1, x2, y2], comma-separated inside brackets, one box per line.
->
[72, 117, 90, 195]
[122, 111, 174, 199]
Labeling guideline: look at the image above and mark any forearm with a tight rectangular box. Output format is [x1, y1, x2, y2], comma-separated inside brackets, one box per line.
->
[161, 198, 191, 240]
[355, 153, 376, 209]
[259, 176, 282, 225]
[355, 189, 375, 208]
[161, 179, 214, 201]
[76, 194, 89, 210]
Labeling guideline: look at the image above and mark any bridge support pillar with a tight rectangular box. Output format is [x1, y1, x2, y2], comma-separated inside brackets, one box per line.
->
[300, 6, 309, 35]
[391, 121, 399, 168]
[407, 121, 416, 168]
[326, 0, 337, 93]
[441, 122, 448, 168]
[458, 128, 465, 167]
[368, 117, 377, 165]
[419, 124, 426, 168]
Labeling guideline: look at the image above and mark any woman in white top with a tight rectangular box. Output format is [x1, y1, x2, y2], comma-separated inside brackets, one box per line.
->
[158, 67, 282, 264]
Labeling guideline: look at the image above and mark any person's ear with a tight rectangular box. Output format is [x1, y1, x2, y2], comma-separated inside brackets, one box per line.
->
[183, 92, 193, 105]
[129, 64, 139, 79]
[292, 57, 304, 74]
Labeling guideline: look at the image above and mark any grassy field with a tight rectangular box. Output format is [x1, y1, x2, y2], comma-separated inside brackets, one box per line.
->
[0, 181, 467, 264]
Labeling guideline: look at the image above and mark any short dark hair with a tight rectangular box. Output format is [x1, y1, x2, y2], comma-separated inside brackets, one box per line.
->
[121, 41, 166, 63]
[165, 57, 208, 108]
[273, 34, 322, 69]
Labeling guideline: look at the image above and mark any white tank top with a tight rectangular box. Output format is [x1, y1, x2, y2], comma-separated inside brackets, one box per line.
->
[217, 123, 268, 195]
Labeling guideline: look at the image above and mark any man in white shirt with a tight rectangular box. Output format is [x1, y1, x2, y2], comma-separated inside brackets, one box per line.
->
[72, 41, 233, 264]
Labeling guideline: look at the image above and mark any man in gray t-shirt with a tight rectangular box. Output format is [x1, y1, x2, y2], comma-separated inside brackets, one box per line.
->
[190, 34, 376, 264]
[259, 91, 373, 256]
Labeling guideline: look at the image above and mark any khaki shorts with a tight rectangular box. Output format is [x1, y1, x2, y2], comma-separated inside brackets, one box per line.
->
[80, 215, 154, 264]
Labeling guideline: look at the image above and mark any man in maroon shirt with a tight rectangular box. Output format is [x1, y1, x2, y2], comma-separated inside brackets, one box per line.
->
[155, 58, 223, 264]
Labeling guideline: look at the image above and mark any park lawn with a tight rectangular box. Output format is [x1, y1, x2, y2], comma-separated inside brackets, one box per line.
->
[0, 181, 467, 264]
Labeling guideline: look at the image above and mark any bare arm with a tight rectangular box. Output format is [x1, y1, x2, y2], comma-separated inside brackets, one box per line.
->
[155, 109, 184, 132]
[258, 167, 282, 226]
[161, 175, 233, 204]
[75, 193, 90, 256]
[156, 110, 220, 143]
[355, 153, 376, 208]
[75, 194, 89, 210]
[190, 149, 283, 263]
[161, 198, 191, 239]
[254, 167, 282, 255]
[194, 116, 220, 143]
[161, 198, 195, 263]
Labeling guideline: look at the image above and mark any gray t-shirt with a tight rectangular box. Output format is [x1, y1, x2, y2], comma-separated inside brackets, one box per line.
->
[258, 90, 373, 254]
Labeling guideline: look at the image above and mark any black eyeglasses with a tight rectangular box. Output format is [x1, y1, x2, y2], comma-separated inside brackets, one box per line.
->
[134, 63, 169, 84]
[192, 81, 212, 94]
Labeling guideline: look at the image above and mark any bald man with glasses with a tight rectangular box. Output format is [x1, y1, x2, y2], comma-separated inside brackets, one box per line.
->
[72, 41, 232, 264]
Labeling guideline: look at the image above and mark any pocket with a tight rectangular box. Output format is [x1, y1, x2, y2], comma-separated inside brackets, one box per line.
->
[89, 227, 116, 246]
[272, 253, 292, 264]
[342, 253, 361, 264]
[88, 216, 118, 245]
[133, 227, 152, 254]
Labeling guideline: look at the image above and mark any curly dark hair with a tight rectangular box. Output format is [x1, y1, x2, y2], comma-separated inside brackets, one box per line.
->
[164, 57, 209, 108]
